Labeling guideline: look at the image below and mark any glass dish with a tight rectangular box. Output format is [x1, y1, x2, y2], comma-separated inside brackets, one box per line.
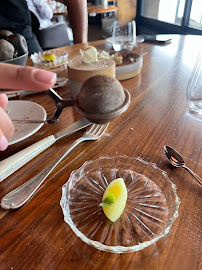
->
[30, 50, 68, 69]
[60, 156, 180, 253]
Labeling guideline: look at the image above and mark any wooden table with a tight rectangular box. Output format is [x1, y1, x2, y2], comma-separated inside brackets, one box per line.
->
[87, 5, 117, 15]
[0, 35, 202, 270]
[53, 4, 117, 16]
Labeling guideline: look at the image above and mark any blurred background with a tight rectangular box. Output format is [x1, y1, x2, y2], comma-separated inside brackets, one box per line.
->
[86, 0, 202, 41]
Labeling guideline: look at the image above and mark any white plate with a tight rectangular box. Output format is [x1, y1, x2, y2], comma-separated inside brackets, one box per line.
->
[5, 101, 47, 145]
[106, 36, 144, 44]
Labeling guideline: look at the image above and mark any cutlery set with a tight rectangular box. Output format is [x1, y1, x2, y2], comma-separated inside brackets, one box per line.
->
[1, 123, 109, 209]
[0, 118, 91, 182]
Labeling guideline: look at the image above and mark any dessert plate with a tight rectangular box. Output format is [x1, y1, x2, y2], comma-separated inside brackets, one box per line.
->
[5, 100, 47, 145]
[96, 49, 143, 80]
[116, 52, 143, 80]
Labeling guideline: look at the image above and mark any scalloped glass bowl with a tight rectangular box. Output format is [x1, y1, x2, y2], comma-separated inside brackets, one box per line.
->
[31, 50, 68, 69]
[60, 156, 180, 253]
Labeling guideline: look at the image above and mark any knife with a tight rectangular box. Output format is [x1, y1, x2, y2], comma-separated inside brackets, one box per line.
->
[0, 118, 91, 182]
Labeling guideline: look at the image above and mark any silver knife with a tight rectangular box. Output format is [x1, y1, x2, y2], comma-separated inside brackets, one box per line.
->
[0, 118, 91, 182]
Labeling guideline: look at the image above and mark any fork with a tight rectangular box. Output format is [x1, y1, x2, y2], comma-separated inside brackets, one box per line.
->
[1, 123, 109, 209]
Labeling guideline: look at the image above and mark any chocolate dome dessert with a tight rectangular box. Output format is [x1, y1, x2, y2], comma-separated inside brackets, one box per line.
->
[6, 33, 28, 56]
[77, 74, 126, 114]
[0, 30, 13, 39]
[0, 39, 15, 61]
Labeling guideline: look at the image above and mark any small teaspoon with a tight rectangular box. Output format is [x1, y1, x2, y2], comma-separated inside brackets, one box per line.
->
[163, 145, 202, 186]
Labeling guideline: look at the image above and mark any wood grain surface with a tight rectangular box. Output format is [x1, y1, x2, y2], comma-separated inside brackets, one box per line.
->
[0, 35, 202, 270]
[53, 4, 118, 16]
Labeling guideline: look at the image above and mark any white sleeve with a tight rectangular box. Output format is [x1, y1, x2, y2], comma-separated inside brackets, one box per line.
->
[32, 0, 53, 20]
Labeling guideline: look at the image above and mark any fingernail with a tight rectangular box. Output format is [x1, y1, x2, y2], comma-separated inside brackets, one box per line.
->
[33, 70, 57, 84]
[0, 136, 8, 151]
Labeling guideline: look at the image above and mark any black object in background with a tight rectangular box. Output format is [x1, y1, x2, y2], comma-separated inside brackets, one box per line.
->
[140, 35, 172, 44]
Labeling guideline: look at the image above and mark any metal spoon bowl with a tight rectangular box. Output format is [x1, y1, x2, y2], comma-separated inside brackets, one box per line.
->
[163, 145, 202, 186]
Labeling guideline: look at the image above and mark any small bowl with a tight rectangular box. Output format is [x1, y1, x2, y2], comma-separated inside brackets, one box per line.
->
[60, 155, 180, 253]
[116, 52, 143, 81]
[31, 50, 68, 69]
[1, 52, 28, 66]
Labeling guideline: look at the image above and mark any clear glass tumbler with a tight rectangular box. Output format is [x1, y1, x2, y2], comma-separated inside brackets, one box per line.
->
[112, 20, 136, 53]
[186, 54, 202, 115]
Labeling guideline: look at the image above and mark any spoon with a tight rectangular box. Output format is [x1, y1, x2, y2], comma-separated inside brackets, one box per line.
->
[163, 145, 202, 186]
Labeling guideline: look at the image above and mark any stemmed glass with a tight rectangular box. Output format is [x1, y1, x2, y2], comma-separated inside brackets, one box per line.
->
[112, 20, 136, 55]
[186, 54, 202, 116]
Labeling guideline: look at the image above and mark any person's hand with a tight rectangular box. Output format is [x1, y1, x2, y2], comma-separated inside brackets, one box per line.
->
[0, 63, 56, 151]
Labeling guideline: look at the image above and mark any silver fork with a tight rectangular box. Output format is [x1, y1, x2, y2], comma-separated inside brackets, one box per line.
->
[1, 123, 109, 209]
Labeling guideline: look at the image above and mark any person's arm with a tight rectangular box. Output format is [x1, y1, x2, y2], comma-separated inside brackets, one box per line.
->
[0, 63, 56, 151]
[66, 0, 88, 43]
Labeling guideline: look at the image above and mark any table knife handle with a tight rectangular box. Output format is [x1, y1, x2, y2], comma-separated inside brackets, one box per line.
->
[1, 137, 83, 209]
[0, 135, 56, 182]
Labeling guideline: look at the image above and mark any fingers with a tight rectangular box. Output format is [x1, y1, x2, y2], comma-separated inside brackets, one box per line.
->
[0, 63, 57, 151]
[0, 107, 14, 151]
[0, 93, 8, 109]
[0, 107, 14, 139]
[0, 133, 9, 151]
[0, 63, 56, 91]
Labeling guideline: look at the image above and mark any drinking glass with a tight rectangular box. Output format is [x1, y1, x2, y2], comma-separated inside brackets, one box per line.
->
[186, 54, 202, 116]
[112, 20, 136, 53]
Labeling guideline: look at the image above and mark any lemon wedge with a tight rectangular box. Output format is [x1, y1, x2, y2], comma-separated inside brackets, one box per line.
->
[83, 46, 98, 63]
[101, 178, 127, 222]
[43, 53, 56, 62]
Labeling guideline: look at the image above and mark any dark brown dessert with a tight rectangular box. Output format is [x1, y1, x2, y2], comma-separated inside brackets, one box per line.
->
[77, 74, 126, 114]
[0, 39, 15, 61]
[0, 30, 13, 39]
[6, 33, 28, 56]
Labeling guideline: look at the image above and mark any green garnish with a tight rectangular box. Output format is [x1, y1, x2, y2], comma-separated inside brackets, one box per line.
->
[100, 193, 116, 207]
